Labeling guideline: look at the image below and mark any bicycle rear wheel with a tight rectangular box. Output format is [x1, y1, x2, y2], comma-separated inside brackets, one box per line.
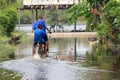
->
[39, 44, 44, 57]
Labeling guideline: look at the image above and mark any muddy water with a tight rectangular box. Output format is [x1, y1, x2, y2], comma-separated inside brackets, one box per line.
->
[0, 38, 120, 80]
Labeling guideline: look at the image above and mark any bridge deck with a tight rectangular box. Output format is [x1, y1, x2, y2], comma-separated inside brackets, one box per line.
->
[27, 32, 97, 38]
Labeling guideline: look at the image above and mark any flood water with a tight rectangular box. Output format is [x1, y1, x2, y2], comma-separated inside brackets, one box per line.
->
[0, 38, 120, 80]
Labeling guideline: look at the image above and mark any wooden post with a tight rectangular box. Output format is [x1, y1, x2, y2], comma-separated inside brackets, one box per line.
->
[35, 9, 38, 20]
[31, 8, 34, 23]
[74, 20, 77, 61]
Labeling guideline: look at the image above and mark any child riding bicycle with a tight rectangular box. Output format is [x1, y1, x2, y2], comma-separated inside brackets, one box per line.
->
[33, 24, 47, 57]
[32, 16, 52, 57]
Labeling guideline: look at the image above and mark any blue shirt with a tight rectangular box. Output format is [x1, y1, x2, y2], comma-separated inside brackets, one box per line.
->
[32, 19, 47, 33]
[34, 29, 46, 43]
[32, 20, 39, 30]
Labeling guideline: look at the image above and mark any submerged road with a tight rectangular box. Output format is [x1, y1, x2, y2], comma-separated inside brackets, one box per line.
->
[0, 32, 118, 80]
[0, 56, 113, 80]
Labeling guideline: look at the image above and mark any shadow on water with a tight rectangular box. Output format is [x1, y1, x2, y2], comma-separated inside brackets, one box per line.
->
[0, 38, 120, 80]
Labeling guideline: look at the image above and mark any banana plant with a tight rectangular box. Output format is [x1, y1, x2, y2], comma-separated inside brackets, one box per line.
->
[67, 0, 110, 31]
[67, 0, 120, 44]
[101, 0, 120, 44]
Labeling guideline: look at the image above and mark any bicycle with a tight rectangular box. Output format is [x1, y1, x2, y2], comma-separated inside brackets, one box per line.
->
[38, 42, 45, 57]
[33, 42, 45, 59]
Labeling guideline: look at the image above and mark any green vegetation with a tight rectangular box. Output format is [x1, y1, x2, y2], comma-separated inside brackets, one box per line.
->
[44, 10, 72, 24]
[0, 0, 119, 73]
[0, 43, 15, 60]
[0, 8, 18, 36]
[19, 9, 73, 24]
[0, 31, 29, 80]
[83, 45, 113, 70]
[0, 31, 28, 61]
[0, 68, 21, 80]
[67, 0, 120, 44]
[0, 0, 22, 60]
[67, 0, 120, 70]
[0, 0, 19, 36]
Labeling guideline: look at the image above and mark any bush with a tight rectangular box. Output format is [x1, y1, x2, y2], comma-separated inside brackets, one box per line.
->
[5, 9, 18, 36]
[0, 9, 18, 36]
[0, 14, 9, 35]
[0, 25, 5, 35]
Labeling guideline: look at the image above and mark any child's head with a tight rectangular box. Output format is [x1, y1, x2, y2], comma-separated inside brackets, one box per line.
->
[38, 16, 43, 19]
[38, 24, 42, 29]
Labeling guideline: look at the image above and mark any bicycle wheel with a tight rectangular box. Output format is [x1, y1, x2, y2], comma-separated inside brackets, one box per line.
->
[39, 44, 44, 57]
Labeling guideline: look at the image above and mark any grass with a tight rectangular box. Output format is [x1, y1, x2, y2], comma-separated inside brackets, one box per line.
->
[0, 43, 15, 59]
[0, 31, 30, 80]
[0, 30, 31, 60]
[0, 68, 21, 80]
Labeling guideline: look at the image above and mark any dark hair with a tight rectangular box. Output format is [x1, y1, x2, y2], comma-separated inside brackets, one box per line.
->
[38, 16, 43, 19]
[38, 24, 42, 29]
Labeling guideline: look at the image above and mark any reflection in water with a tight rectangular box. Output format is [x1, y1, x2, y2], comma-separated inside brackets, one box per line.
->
[15, 38, 120, 71]
[48, 38, 91, 61]
[15, 39, 33, 58]
[85, 43, 120, 71]
[15, 38, 92, 61]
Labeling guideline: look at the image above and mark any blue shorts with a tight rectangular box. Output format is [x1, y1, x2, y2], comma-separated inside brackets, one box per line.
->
[43, 34, 48, 42]
[34, 42, 45, 47]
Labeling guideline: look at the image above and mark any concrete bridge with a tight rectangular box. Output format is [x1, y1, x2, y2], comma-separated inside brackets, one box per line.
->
[27, 32, 97, 38]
